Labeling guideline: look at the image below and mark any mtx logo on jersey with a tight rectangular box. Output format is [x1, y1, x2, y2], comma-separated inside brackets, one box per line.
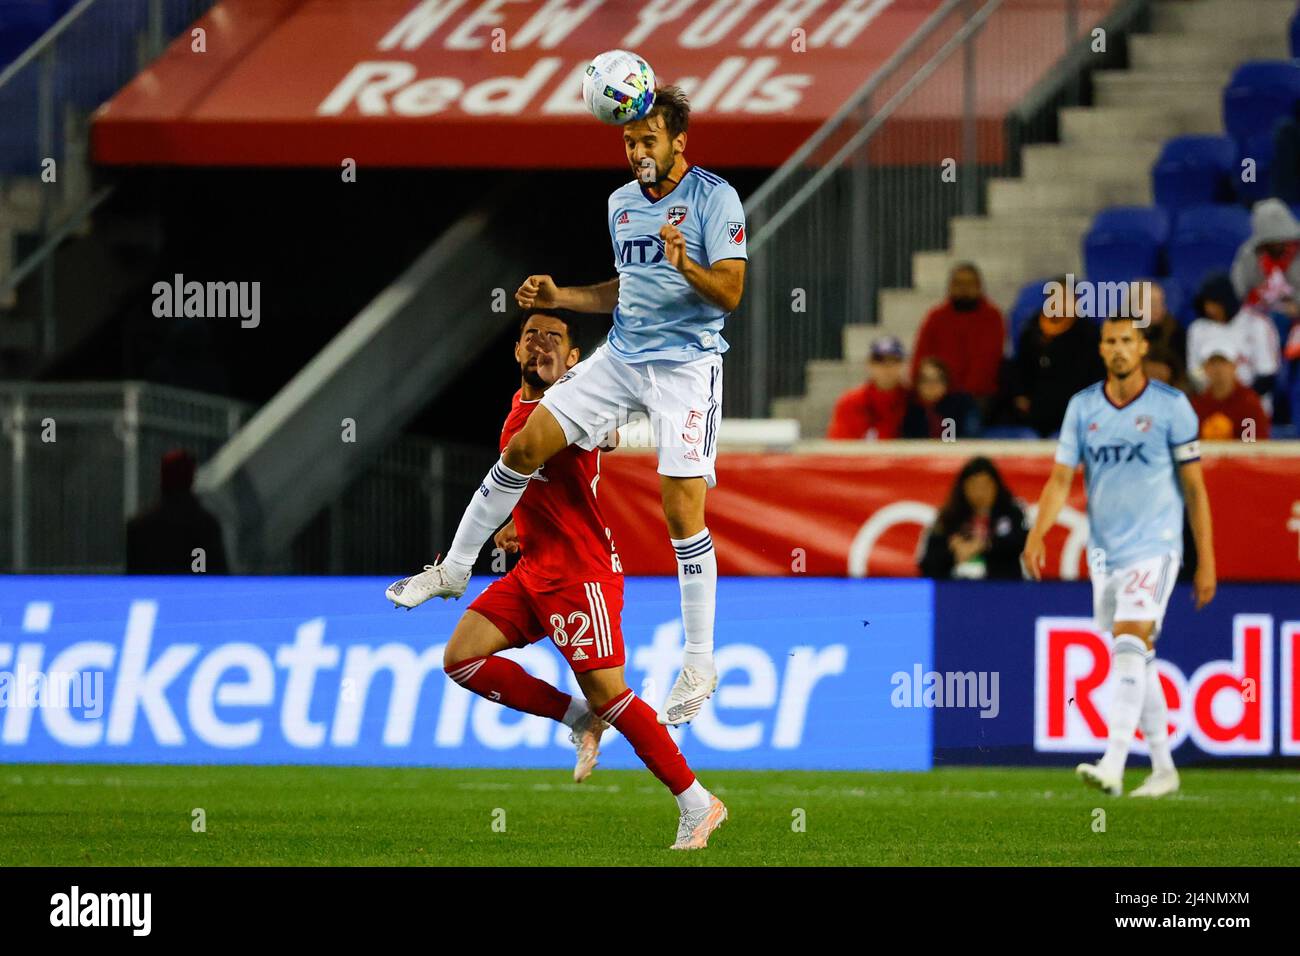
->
[617, 236, 665, 265]
[50, 886, 151, 936]
[1034, 614, 1292, 756]
[1086, 442, 1149, 465]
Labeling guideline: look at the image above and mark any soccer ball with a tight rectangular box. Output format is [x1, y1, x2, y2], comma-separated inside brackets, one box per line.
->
[582, 50, 656, 125]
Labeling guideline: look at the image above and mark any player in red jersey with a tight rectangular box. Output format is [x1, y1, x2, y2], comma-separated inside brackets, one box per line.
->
[398, 311, 727, 850]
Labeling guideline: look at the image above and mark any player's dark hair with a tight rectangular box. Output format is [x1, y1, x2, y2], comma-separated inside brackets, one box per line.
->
[1101, 314, 1149, 339]
[648, 85, 690, 140]
[934, 456, 1019, 538]
[518, 308, 583, 353]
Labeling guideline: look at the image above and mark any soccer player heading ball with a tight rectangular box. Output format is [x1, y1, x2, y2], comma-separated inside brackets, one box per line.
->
[412, 312, 725, 850]
[1023, 317, 1217, 799]
[388, 86, 748, 728]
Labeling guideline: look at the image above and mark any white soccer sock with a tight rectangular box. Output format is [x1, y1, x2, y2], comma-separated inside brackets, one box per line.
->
[671, 528, 716, 669]
[674, 779, 711, 812]
[561, 695, 589, 729]
[1139, 654, 1175, 774]
[1099, 635, 1148, 777]
[444, 457, 532, 575]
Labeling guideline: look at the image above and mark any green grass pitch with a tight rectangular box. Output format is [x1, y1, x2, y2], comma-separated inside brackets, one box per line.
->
[1, 764, 1297, 866]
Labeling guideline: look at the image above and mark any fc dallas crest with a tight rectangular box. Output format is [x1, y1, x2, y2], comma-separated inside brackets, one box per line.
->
[666, 205, 687, 226]
[1135, 414, 1153, 432]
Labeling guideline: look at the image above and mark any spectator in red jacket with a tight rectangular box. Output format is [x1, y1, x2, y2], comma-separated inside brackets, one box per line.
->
[910, 262, 1005, 402]
[1191, 340, 1270, 441]
[828, 335, 908, 440]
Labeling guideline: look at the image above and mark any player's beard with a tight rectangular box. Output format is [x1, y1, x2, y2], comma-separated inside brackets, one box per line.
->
[634, 154, 670, 186]
[522, 364, 546, 389]
[1109, 357, 1136, 379]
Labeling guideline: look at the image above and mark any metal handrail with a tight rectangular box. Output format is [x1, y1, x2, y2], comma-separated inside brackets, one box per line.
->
[753, 0, 1007, 250]
[744, 0, 967, 222]
[0, 0, 100, 93]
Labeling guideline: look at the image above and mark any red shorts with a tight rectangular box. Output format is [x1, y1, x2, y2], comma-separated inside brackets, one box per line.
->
[468, 570, 625, 673]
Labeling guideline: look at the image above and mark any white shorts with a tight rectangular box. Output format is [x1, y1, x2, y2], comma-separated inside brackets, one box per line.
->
[540, 343, 723, 488]
[1090, 550, 1180, 639]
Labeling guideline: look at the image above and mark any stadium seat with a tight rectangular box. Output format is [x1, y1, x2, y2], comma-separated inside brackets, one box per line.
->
[1153, 135, 1236, 211]
[1235, 130, 1277, 204]
[1292, 7, 1300, 59]
[1166, 205, 1252, 295]
[1084, 206, 1170, 284]
[1157, 276, 1193, 326]
[1222, 61, 1300, 145]
[980, 425, 1041, 440]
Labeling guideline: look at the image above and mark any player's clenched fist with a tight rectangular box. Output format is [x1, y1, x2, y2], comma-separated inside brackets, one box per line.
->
[516, 274, 558, 309]
[659, 224, 687, 271]
[494, 520, 520, 555]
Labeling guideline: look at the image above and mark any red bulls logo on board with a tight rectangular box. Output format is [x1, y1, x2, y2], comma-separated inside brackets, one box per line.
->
[1035, 615, 1278, 756]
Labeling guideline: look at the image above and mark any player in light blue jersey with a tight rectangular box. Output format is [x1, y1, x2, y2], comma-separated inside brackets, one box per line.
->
[386, 86, 746, 727]
[1024, 316, 1216, 799]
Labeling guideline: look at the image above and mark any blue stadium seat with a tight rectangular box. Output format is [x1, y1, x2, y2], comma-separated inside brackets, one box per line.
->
[980, 425, 1041, 440]
[1166, 205, 1252, 294]
[1223, 61, 1300, 144]
[1292, 7, 1300, 59]
[1153, 135, 1236, 211]
[1084, 206, 1170, 283]
[1235, 130, 1277, 204]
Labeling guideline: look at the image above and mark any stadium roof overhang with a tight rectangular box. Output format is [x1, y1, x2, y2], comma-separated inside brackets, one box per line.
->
[91, 0, 947, 168]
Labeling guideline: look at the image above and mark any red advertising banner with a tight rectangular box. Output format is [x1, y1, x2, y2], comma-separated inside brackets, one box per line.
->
[92, 0, 1114, 168]
[597, 445, 1300, 581]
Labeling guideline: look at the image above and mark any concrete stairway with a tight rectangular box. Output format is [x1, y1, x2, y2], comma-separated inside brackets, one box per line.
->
[772, 0, 1293, 439]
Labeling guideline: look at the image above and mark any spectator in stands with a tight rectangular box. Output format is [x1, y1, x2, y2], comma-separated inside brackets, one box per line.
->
[1191, 339, 1270, 441]
[917, 456, 1027, 580]
[1228, 197, 1300, 376]
[1009, 277, 1104, 436]
[1137, 280, 1186, 385]
[126, 449, 229, 574]
[910, 263, 1004, 406]
[827, 336, 909, 440]
[1230, 198, 1300, 312]
[1186, 273, 1280, 402]
[1143, 342, 1186, 394]
[902, 357, 979, 439]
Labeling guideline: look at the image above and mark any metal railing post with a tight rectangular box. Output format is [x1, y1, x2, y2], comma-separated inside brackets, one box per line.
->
[10, 396, 28, 572]
[961, 0, 980, 217]
[748, 229, 769, 418]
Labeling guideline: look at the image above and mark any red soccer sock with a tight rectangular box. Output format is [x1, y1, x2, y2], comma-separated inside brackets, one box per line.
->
[445, 656, 571, 723]
[597, 689, 696, 795]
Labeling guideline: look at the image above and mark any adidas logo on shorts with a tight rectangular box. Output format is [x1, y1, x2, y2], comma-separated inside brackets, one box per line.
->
[571, 647, 588, 661]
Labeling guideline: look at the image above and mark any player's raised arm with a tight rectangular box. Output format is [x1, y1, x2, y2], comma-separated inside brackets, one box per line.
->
[659, 227, 745, 312]
[515, 275, 619, 314]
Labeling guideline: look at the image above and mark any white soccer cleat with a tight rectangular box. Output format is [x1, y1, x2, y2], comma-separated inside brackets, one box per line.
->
[570, 710, 607, 784]
[670, 795, 728, 850]
[657, 664, 718, 726]
[385, 561, 469, 609]
[1130, 769, 1180, 798]
[1076, 761, 1123, 797]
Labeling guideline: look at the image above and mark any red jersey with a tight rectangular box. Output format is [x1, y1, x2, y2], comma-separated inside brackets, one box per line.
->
[827, 382, 907, 439]
[501, 391, 622, 590]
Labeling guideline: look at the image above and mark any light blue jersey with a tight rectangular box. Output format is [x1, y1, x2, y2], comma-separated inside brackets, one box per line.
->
[1055, 379, 1201, 571]
[606, 165, 747, 364]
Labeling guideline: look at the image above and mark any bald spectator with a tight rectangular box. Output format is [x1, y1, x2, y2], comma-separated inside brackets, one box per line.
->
[828, 336, 909, 440]
[910, 263, 1005, 403]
